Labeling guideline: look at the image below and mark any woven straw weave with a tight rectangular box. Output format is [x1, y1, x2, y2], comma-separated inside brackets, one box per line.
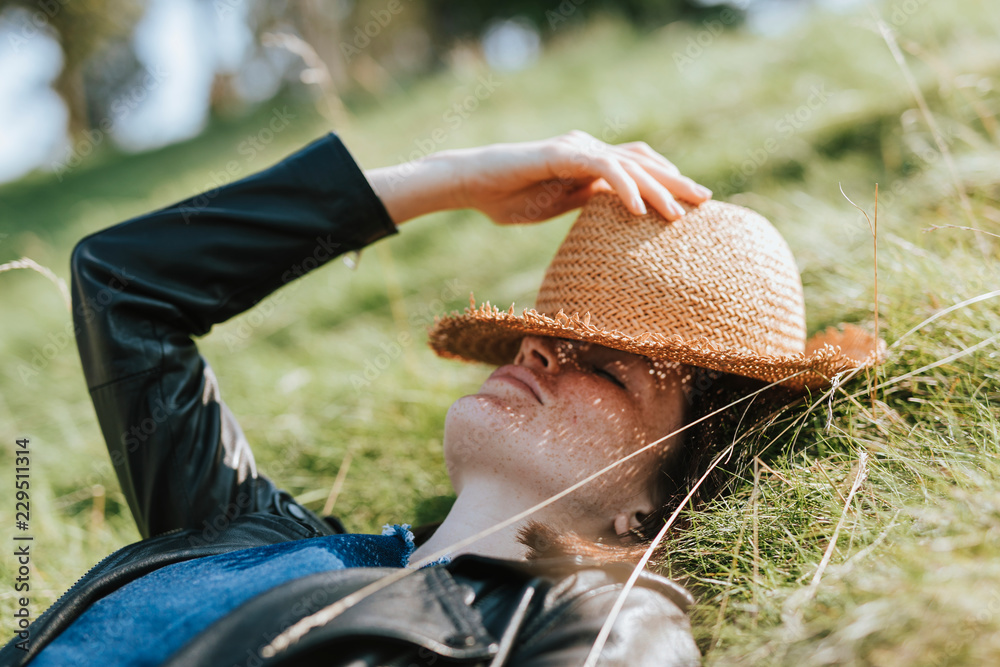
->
[428, 193, 884, 390]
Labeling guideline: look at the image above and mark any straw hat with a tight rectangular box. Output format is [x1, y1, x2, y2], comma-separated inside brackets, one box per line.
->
[428, 193, 885, 391]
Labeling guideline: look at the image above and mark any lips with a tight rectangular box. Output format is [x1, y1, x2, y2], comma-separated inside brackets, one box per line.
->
[487, 365, 545, 404]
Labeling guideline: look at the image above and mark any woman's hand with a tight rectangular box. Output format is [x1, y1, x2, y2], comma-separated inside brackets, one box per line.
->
[365, 131, 711, 226]
[452, 130, 711, 224]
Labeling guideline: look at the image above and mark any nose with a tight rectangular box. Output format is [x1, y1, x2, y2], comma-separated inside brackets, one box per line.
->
[514, 336, 559, 374]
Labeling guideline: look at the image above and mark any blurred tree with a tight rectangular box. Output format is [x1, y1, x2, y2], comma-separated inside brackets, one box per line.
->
[423, 0, 720, 43]
[0, 0, 746, 165]
[1, 0, 143, 136]
[244, 0, 433, 119]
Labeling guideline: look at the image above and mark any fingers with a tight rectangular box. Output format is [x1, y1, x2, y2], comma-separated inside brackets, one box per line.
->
[619, 145, 712, 202]
[632, 158, 713, 206]
[610, 143, 713, 218]
[618, 141, 681, 176]
[551, 132, 712, 221]
[620, 161, 685, 219]
[590, 154, 647, 215]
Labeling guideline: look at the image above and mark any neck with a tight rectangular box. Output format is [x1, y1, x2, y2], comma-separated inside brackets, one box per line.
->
[409, 478, 545, 564]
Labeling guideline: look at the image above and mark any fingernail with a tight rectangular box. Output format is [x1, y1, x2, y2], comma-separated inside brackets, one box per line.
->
[634, 197, 647, 215]
[669, 202, 685, 218]
[694, 185, 713, 198]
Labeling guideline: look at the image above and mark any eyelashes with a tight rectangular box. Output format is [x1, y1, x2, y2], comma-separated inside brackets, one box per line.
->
[592, 365, 627, 389]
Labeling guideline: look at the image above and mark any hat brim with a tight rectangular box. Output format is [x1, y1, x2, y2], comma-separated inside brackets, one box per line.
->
[428, 298, 886, 391]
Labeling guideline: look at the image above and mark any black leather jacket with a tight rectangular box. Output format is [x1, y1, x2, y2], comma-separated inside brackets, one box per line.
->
[1, 134, 701, 667]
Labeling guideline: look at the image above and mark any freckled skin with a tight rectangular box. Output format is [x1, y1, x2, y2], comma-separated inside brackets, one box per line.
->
[443, 336, 688, 542]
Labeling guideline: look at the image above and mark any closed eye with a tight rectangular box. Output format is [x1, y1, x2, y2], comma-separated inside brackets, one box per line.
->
[593, 366, 626, 389]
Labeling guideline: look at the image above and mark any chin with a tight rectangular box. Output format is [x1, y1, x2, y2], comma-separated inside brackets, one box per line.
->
[447, 389, 537, 430]
[442, 393, 535, 480]
[444, 393, 509, 445]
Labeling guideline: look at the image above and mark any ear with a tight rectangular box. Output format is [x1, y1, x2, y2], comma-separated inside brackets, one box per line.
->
[612, 497, 654, 540]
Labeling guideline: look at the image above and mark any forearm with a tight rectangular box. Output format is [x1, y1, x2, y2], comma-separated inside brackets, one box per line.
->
[364, 150, 465, 225]
[74, 134, 396, 382]
[72, 133, 395, 537]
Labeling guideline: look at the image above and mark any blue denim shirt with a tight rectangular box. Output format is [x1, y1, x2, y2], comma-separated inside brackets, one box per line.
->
[32, 526, 417, 667]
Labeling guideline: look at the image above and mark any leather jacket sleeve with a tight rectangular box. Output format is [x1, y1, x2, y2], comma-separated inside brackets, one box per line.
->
[70, 133, 397, 539]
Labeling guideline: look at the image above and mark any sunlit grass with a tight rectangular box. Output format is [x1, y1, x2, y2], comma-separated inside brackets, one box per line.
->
[1, 0, 999, 662]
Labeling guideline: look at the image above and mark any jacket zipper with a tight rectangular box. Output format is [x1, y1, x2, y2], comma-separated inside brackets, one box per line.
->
[35, 526, 186, 620]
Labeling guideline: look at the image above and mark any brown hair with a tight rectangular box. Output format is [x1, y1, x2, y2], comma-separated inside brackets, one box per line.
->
[517, 366, 802, 563]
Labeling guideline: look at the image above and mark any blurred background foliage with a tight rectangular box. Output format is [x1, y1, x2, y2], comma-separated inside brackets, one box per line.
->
[0, 0, 738, 177]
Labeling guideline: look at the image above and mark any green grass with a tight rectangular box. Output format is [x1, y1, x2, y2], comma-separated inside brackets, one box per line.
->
[2, 1, 1000, 662]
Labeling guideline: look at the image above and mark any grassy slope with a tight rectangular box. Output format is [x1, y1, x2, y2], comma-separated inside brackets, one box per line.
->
[2, 1, 1000, 662]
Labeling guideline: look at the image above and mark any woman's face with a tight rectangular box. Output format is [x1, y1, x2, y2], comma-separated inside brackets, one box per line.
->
[444, 335, 688, 538]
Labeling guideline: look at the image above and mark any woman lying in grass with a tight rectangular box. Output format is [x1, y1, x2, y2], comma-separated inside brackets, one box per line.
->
[2, 131, 882, 666]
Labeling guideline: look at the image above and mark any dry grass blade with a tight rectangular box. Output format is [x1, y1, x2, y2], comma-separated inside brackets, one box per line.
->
[888, 289, 1000, 351]
[849, 331, 1000, 400]
[807, 451, 868, 594]
[870, 9, 976, 231]
[261, 32, 351, 126]
[751, 458, 761, 631]
[839, 509, 901, 573]
[262, 372, 810, 658]
[838, 183, 879, 414]
[709, 472, 754, 648]
[0, 257, 71, 311]
[923, 224, 1000, 240]
[776, 452, 869, 637]
[582, 370, 808, 666]
[582, 440, 740, 667]
[899, 37, 1000, 144]
[322, 448, 354, 516]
